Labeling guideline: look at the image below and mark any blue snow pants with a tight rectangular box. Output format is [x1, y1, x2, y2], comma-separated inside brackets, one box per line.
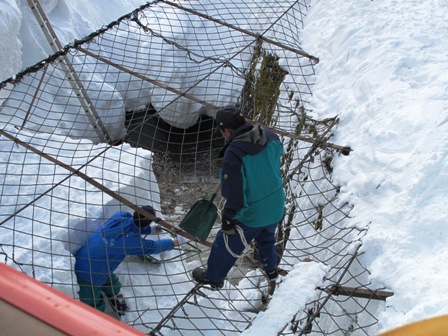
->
[205, 222, 278, 283]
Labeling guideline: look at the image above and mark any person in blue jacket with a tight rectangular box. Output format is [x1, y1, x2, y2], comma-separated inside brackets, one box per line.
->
[192, 106, 285, 289]
[75, 205, 187, 315]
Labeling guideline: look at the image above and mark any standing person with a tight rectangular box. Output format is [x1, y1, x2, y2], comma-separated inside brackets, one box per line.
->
[192, 106, 285, 289]
[75, 205, 188, 316]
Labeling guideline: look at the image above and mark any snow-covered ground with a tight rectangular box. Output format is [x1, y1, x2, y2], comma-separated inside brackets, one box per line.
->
[299, 0, 448, 332]
[1, 0, 447, 334]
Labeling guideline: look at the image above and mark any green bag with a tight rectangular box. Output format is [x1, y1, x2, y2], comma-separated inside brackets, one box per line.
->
[179, 184, 220, 242]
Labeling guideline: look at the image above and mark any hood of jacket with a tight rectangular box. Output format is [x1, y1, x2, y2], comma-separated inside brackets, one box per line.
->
[219, 123, 267, 158]
[100, 211, 151, 240]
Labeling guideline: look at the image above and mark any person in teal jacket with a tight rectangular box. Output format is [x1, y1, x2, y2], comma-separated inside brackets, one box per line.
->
[192, 106, 285, 289]
[75, 205, 187, 315]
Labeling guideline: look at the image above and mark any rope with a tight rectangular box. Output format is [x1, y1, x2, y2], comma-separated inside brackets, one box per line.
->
[223, 225, 252, 259]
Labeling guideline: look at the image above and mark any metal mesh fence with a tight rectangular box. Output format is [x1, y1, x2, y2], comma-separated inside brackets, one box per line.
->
[0, 0, 391, 335]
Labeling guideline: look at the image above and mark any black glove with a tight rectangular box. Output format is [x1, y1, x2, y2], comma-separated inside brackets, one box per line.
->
[221, 214, 237, 235]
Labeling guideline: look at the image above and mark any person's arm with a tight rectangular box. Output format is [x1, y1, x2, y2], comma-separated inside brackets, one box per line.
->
[220, 149, 245, 218]
[124, 235, 189, 256]
[124, 236, 174, 256]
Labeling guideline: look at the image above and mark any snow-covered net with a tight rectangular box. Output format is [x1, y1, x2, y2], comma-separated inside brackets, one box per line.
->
[0, 0, 391, 335]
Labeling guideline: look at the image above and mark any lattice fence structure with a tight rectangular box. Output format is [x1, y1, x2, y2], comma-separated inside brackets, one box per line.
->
[0, 0, 392, 335]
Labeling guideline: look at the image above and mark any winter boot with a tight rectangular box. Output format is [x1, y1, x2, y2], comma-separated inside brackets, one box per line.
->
[267, 269, 278, 296]
[192, 267, 224, 290]
[106, 292, 129, 316]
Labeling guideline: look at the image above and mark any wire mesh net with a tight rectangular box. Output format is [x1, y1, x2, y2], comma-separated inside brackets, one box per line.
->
[0, 0, 391, 335]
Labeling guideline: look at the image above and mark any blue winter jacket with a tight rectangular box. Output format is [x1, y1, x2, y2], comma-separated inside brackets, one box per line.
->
[220, 123, 285, 227]
[75, 211, 174, 285]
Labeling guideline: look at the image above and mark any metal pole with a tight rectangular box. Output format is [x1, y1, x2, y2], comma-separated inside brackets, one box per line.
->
[26, 0, 111, 143]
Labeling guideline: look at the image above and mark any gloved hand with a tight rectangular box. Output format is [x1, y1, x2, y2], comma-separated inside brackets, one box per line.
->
[221, 213, 237, 235]
[176, 236, 189, 245]
[149, 223, 162, 234]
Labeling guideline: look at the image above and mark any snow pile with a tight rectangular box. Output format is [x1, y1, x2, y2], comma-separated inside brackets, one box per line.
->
[300, 0, 448, 332]
[0, 0, 22, 80]
[0, 0, 254, 136]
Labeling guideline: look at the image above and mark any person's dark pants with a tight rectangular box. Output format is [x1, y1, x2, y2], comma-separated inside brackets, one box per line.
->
[77, 273, 122, 312]
[205, 222, 278, 283]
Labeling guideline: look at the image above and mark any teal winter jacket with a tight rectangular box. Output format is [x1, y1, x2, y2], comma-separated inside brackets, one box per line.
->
[220, 123, 285, 227]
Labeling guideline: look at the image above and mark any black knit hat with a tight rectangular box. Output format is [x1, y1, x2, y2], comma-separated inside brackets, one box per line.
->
[214, 106, 246, 135]
[133, 205, 156, 227]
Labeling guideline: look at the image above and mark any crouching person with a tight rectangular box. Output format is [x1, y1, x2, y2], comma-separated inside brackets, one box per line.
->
[74, 205, 188, 316]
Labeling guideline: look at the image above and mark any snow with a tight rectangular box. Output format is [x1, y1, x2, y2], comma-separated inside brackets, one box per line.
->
[1, 0, 448, 335]
[297, 1, 448, 332]
[0, 0, 22, 80]
[241, 262, 329, 335]
[0, 0, 251, 135]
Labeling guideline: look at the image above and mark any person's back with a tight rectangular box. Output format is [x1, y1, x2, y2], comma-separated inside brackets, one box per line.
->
[221, 123, 285, 227]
